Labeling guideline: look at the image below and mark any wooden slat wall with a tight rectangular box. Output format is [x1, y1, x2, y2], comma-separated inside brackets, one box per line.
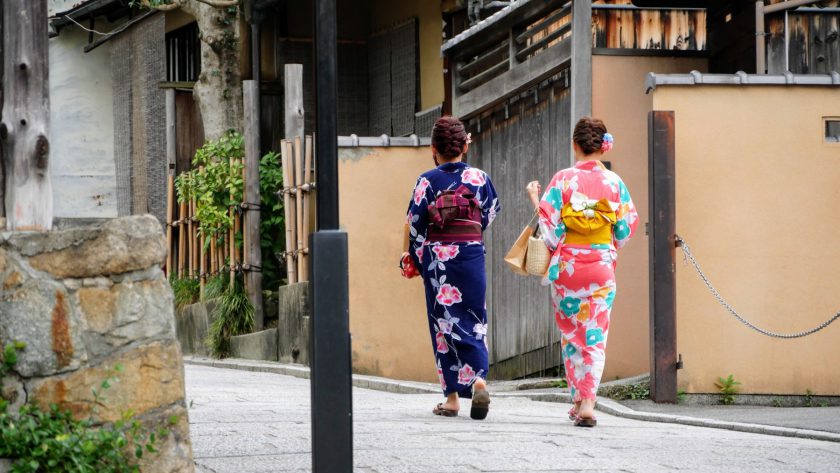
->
[767, 2, 840, 74]
[591, 0, 707, 50]
[174, 90, 205, 176]
[467, 78, 571, 379]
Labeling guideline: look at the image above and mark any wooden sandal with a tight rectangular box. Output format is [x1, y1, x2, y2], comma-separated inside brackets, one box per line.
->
[432, 403, 458, 417]
[470, 388, 491, 420]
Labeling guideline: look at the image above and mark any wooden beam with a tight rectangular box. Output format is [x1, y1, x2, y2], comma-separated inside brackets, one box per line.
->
[243, 80, 265, 329]
[2, 0, 53, 230]
[455, 37, 571, 119]
[0, 3, 4, 222]
[648, 110, 677, 404]
[166, 89, 176, 176]
[570, 0, 592, 166]
[284, 64, 304, 141]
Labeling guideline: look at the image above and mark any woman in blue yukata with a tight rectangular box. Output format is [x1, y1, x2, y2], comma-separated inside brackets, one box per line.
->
[403, 116, 501, 420]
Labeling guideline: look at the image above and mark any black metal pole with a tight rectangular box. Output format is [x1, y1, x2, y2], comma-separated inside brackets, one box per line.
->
[311, 0, 353, 471]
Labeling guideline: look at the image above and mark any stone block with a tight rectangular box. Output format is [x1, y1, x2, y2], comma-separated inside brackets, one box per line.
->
[16, 215, 166, 279]
[136, 404, 195, 473]
[80, 279, 175, 357]
[230, 329, 279, 361]
[29, 340, 186, 423]
[175, 301, 215, 356]
[0, 277, 87, 377]
[278, 283, 310, 365]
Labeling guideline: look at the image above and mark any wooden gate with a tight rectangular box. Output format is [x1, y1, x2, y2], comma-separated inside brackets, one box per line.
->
[467, 75, 572, 379]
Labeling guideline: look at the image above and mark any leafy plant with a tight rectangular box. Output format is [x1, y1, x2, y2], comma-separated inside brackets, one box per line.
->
[676, 389, 686, 405]
[601, 382, 651, 401]
[206, 276, 255, 358]
[0, 345, 168, 472]
[804, 389, 813, 407]
[552, 379, 568, 389]
[258, 150, 286, 288]
[772, 397, 784, 408]
[715, 374, 741, 405]
[170, 276, 200, 310]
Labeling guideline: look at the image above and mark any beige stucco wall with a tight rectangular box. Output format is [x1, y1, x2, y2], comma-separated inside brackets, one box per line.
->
[339, 147, 437, 383]
[372, 0, 444, 110]
[592, 55, 708, 381]
[652, 85, 840, 395]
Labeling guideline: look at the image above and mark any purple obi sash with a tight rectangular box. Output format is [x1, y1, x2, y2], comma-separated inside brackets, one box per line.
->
[426, 185, 482, 243]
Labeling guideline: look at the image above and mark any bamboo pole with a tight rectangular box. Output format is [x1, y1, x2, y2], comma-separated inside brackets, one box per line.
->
[191, 199, 199, 279]
[210, 231, 218, 276]
[281, 140, 297, 284]
[186, 198, 193, 278]
[199, 233, 206, 299]
[294, 136, 305, 280]
[178, 201, 187, 279]
[300, 135, 313, 281]
[165, 175, 174, 278]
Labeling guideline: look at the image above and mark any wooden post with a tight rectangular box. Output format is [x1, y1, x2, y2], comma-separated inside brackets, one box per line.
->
[166, 88, 177, 175]
[284, 64, 305, 144]
[0, 3, 4, 221]
[570, 0, 593, 166]
[648, 110, 677, 404]
[1, 0, 53, 230]
[243, 81, 264, 329]
[281, 140, 297, 284]
[165, 175, 174, 277]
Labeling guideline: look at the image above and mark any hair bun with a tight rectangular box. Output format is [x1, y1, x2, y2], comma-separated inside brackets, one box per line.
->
[432, 116, 468, 159]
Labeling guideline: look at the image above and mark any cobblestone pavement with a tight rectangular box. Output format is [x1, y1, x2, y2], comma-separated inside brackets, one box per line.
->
[186, 365, 840, 473]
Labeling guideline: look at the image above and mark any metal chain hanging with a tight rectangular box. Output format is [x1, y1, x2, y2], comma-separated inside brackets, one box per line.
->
[675, 236, 840, 339]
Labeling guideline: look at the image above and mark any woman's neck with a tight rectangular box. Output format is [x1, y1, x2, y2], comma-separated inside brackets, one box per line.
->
[575, 152, 602, 162]
[438, 155, 464, 165]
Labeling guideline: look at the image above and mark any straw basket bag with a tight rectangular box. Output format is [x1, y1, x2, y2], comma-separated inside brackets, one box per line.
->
[504, 212, 551, 277]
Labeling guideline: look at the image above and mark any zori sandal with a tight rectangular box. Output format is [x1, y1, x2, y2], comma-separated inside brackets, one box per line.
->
[574, 415, 597, 428]
[568, 407, 578, 421]
[470, 387, 491, 420]
[432, 403, 458, 417]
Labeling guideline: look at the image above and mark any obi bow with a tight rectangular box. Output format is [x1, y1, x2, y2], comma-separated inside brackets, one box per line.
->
[561, 192, 617, 243]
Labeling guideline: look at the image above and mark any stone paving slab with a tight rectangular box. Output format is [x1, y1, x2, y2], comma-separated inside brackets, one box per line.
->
[186, 364, 840, 473]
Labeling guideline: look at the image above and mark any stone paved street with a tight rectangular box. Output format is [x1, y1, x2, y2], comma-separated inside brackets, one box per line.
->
[186, 365, 840, 473]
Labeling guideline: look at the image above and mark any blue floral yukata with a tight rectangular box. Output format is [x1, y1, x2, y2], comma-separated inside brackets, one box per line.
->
[406, 162, 500, 398]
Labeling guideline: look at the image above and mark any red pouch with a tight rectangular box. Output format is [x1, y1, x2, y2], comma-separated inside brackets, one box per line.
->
[399, 252, 420, 279]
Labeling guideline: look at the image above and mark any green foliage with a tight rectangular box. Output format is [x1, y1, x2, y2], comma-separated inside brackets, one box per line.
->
[552, 379, 568, 389]
[676, 389, 686, 405]
[601, 381, 651, 401]
[170, 277, 200, 310]
[258, 151, 285, 288]
[772, 397, 784, 408]
[0, 346, 168, 472]
[805, 389, 815, 407]
[206, 276, 255, 358]
[175, 133, 285, 288]
[715, 374, 741, 405]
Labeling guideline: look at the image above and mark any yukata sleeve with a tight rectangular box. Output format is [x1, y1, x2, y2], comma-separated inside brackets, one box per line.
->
[480, 174, 501, 230]
[537, 173, 566, 252]
[406, 176, 433, 268]
[612, 178, 639, 250]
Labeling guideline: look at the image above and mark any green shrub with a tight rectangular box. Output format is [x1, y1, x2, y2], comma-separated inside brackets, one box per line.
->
[170, 277, 200, 310]
[206, 276, 255, 358]
[601, 381, 651, 401]
[715, 374, 741, 405]
[0, 344, 167, 472]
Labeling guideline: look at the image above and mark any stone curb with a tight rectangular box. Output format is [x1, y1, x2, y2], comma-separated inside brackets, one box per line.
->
[501, 392, 840, 444]
[184, 357, 840, 444]
[183, 356, 440, 395]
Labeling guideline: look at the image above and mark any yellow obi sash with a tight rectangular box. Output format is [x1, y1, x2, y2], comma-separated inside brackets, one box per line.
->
[561, 192, 617, 245]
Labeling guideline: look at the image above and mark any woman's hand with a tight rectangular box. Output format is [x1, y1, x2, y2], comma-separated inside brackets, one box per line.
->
[526, 181, 541, 210]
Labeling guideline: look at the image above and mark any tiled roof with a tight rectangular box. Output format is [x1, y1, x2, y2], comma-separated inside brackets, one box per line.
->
[645, 70, 840, 93]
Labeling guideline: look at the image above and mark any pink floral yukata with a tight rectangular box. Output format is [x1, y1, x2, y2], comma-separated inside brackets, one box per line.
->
[537, 160, 638, 402]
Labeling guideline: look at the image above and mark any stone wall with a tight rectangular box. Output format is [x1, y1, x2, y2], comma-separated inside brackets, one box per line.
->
[0, 215, 194, 472]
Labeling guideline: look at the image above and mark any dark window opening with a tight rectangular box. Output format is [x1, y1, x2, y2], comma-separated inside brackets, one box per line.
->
[166, 22, 200, 83]
[826, 119, 840, 143]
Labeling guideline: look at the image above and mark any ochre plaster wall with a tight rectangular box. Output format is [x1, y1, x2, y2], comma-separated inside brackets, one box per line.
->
[339, 147, 437, 383]
[592, 55, 708, 381]
[372, 0, 444, 110]
[652, 85, 840, 394]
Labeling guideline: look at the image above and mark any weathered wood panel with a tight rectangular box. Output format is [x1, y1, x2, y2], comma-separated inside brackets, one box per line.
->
[592, 0, 706, 51]
[767, 8, 840, 74]
[175, 90, 204, 176]
[468, 77, 571, 379]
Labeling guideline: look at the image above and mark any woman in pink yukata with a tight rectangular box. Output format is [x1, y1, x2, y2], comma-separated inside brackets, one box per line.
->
[525, 117, 638, 427]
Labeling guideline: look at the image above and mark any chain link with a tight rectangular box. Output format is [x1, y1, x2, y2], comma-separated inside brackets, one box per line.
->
[675, 236, 840, 339]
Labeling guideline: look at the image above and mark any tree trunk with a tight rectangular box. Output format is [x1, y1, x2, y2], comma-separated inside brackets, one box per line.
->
[179, 1, 243, 140]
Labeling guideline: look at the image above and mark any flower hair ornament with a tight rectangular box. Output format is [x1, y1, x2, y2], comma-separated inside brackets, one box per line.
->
[465, 132, 473, 145]
[600, 133, 614, 153]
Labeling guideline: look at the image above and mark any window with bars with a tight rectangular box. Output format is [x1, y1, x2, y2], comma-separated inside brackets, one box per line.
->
[166, 22, 200, 83]
[826, 118, 840, 143]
